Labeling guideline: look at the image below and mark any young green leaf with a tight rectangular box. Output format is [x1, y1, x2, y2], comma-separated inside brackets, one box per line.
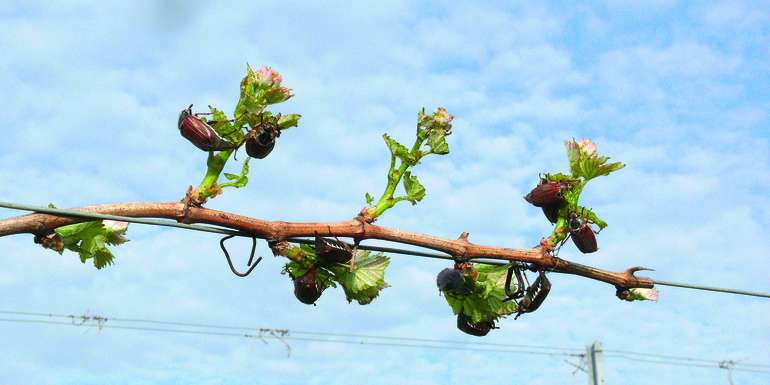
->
[576, 206, 608, 229]
[623, 288, 659, 301]
[208, 106, 243, 143]
[220, 158, 251, 189]
[565, 138, 625, 181]
[277, 114, 302, 130]
[402, 171, 426, 204]
[383, 134, 416, 165]
[54, 220, 129, 269]
[365, 192, 374, 205]
[426, 130, 449, 155]
[330, 250, 390, 305]
[234, 65, 265, 125]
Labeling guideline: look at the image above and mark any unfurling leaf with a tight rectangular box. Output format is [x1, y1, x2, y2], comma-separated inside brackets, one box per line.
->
[234, 65, 295, 127]
[576, 206, 607, 229]
[623, 288, 659, 302]
[102, 220, 129, 245]
[54, 220, 130, 269]
[383, 134, 416, 165]
[365, 192, 374, 205]
[221, 158, 251, 189]
[277, 114, 301, 130]
[402, 171, 426, 204]
[565, 138, 625, 181]
[426, 130, 449, 155]
[207, 106, 243, 143]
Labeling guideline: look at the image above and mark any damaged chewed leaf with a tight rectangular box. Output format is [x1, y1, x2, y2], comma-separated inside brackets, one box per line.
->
[330, 250, 390, 305]
[441, 264, 518, 324]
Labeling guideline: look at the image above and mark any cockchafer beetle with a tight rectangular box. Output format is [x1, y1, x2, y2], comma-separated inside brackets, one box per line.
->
[568, 212, 598, 254]
[514, 269, 551, 318]
[525, 180, 568, 207]
[245, 115, 281, 159]
[503, 263, 552, 319]
[456, 311, 495, 337]
[315, 236, 354, 264]
[178, 105, 237, 151]
[293, 267, 322, 305]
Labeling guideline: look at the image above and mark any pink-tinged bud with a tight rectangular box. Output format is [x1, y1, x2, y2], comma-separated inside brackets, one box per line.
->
[264, 86, 294, 104]
[103, 220, 129, 245]
[565, 139, 578, 152]
[524, 181, 566, 207]
[178, 106, 236, 151]
[570, 223, 598, 253]
[102, 220, 128, 232]
[619, 287, 659, 302]
[433, 107, 454, 125]
[630, 288, 658, 301]
[254, 66, 282, 87]
[579, 138, 597, 156]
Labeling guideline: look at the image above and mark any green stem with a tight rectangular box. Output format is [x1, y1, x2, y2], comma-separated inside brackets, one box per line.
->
[196, 150, 233, 201]
[372, 138, 424, 219]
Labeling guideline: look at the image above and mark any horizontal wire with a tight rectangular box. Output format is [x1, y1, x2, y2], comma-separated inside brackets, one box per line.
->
[0, 318, 581, 358]
[0, 310, 582, 353]
[652, 280, 770, 299]
[4, 316, 769, 375]
[603, 348, 721, 365]
[2, 201, 769, 298]
[602, 348, 770, 369]
[605, 353, 770, 374]
[3, 308, 769, 372]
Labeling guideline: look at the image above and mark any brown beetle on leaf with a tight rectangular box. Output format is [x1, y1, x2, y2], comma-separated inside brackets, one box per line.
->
[524, 180, 567, 207]
[245, 117, 281, 159]
[293, 267, 323, 305]
[178, 105, 237, 151]
[315, 236, 353, 264]
[568, 212, 598, 253]
[541, 203, 565, 224]
[456, 311, 495, 337]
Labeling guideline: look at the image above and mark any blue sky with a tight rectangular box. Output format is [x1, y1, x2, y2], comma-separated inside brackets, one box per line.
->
[1, 1, 769, 384]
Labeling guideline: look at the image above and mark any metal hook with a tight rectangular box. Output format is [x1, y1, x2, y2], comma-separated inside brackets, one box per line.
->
[220, 234, 262, 277]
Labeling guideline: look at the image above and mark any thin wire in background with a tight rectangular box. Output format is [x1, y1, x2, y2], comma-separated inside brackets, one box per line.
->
[0, 309, 768, 375]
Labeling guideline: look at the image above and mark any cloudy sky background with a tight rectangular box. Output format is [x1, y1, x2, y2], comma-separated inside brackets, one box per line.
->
[1, 1, 769, 384]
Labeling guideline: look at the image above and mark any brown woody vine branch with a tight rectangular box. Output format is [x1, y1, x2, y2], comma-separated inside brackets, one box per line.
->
[0, 202, 653, 290]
